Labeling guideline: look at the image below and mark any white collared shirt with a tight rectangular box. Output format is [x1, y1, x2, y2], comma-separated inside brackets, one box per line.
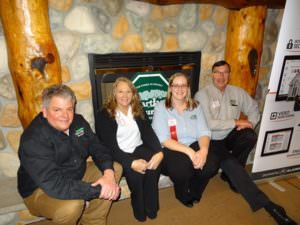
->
[116, 106, 143, 153]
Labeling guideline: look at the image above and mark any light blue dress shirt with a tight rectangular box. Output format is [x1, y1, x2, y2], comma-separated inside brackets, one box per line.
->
[152, 100, 211, 146]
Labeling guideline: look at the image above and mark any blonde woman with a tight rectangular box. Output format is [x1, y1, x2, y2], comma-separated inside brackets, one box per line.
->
[152, 72, 220, 207]
[96, 77, 163, 222]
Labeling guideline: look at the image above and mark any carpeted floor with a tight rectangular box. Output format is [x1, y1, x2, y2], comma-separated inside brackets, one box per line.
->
[107, 175, 300, 225]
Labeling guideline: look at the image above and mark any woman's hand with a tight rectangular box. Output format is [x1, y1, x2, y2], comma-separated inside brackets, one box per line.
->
[185, 147, 196, 162]
[193, 148, 208, 169]
[147, 152, 163, 170]
[131, 159, 148, 174]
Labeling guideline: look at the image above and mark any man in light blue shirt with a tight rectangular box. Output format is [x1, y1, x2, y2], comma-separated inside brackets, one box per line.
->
[195, 60, 259, 185]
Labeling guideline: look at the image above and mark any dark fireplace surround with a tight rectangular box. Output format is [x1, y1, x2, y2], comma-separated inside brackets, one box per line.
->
[88, 51, 201, 128]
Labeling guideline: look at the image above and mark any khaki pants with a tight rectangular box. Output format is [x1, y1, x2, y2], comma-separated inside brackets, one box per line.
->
[23, 162, 122, 225]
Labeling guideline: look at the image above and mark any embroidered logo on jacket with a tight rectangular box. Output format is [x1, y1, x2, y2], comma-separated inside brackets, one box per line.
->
[75, 127, 85, 137]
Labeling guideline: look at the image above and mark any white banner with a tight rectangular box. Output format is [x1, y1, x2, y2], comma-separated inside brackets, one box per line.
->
[252, 0, 300, 179]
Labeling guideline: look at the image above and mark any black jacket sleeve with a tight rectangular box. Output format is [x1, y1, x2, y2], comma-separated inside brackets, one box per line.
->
[96, 109, 135, 170]
[136, 116, 162, 154]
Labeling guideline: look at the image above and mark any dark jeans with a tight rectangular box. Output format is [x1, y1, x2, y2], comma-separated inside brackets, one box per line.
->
[223, 128, 257, 167]
[162, 142, 220, 204]
[123, 145, 161, 221]
[211, 140, 270, 211]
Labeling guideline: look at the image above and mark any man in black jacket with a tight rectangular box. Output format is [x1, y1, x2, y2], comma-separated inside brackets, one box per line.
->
[17, 84, 122, 225]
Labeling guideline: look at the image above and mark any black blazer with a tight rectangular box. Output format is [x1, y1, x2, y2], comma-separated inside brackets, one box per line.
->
[96, 109, 162, 169]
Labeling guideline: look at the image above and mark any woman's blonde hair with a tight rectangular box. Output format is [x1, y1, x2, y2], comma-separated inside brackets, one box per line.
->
[104, 77, 144, 119]
[165, 72, 198, 109]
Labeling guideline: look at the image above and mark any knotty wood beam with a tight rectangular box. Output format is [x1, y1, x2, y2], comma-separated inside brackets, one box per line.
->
[0, 0, 62, 128]
[225, 6, 267, 97]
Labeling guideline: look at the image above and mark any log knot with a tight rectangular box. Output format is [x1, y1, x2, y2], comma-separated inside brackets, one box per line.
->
[31, 53, 55, 77]
[248, 48, 258, 77]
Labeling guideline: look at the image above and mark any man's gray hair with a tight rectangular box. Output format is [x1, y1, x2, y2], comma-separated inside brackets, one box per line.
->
[42, 84, 77, 108]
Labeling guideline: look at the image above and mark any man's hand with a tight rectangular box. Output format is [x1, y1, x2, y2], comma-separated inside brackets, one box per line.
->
[147, 152, 163, 170]
[193, 148, 208, 169]
[91, 169, 120, 200]
[131, 159, 148, 174]
[235, 119, 253, 130]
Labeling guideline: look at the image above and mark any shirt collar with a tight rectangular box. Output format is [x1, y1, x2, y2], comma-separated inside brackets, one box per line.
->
[116, 105, 133, 119]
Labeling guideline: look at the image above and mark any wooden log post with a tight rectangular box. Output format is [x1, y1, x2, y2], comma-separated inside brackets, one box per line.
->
[0, 0, 62, 128]
[225, 6, 267, 97]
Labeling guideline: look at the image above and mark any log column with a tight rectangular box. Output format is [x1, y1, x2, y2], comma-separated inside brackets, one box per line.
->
[0, 0, 61, 128]
[225, 6, 267, 97]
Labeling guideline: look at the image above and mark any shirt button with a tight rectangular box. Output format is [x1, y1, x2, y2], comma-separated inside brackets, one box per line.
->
[74, 159, 77, 163]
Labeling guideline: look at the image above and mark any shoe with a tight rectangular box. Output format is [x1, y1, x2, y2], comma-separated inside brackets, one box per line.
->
[147, 211, 157, 219]
[181, 199, 193, 208]
[135, 216, 146, 222]
[192, 196, 201, 204]
[265, 202, 297, 225]
[220, 172, 239, 193]
[193, 198, 200, 204]
[133, 213, 146, 222]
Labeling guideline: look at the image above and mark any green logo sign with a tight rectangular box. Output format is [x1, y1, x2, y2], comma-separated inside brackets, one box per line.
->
[132, 72, 169, 121]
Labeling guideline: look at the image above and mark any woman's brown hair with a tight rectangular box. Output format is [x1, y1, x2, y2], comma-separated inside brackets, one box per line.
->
[104, 77, 144, 119]
[165, 72, 198, 109]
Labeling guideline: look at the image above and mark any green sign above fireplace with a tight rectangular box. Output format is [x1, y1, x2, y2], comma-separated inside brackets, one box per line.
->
[132, 72, 169, 121]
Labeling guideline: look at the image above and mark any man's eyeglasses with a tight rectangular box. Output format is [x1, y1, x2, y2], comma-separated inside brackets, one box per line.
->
[171, 84, 188, 89]
[213, 71, 230, 76]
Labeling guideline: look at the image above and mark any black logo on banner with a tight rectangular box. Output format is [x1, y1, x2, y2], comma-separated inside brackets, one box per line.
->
[270, 111, 294, 121]
[270, 112, 277, 120]
[286, 39, 293, 49]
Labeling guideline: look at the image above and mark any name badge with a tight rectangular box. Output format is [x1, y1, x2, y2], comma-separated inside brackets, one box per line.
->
[168, 118, 178, 141]
[168, 118, 177, 127]
[230, 99, 238, 106]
